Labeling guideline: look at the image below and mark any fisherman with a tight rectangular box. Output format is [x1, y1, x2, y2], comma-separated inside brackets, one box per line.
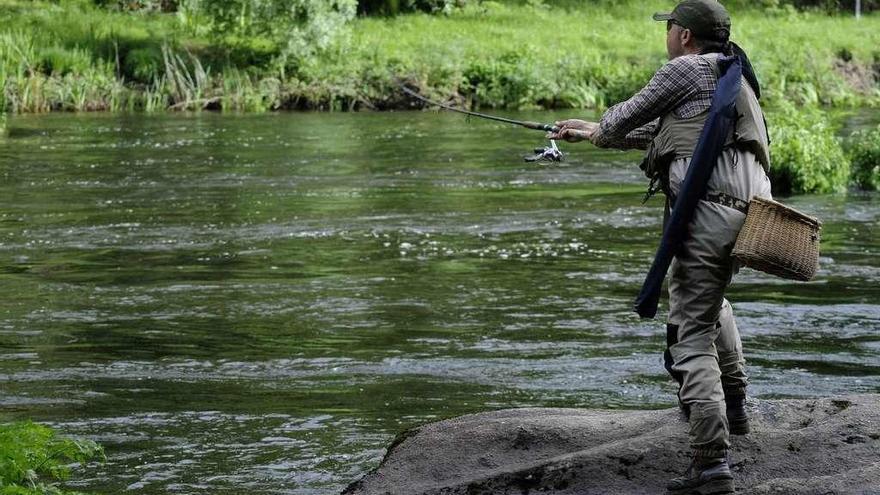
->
[549, 1, 771, 493]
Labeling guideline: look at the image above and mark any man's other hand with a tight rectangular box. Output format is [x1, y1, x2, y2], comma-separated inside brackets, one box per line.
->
[547, 120, 600, 143]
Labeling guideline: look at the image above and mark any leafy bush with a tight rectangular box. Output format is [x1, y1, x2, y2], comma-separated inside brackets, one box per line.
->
[0, 421, 103, 495]
[767, 103, 850, 194]
[728, 0, 879, 12]
[123, 47, 162, 83]
[462, 48, 553, 109]
[93, 0, 179, 12]
[357, 0, 467, 16]
[780, 0, 879, 13]
[845, 124, 880, 190]
[179, 0, 357, 65]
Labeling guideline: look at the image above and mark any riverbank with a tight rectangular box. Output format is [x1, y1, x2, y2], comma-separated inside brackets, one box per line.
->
[1, 1, 878, 113]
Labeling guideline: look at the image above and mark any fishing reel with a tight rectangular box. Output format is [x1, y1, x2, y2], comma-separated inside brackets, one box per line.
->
[524, 139, 564, 163]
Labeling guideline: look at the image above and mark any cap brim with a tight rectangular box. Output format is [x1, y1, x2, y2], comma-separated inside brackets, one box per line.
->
[652, 12, 674, 21]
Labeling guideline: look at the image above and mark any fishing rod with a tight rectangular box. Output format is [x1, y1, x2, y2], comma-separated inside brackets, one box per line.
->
[400, 85, 560, 132]
[400, 85, 565, 162]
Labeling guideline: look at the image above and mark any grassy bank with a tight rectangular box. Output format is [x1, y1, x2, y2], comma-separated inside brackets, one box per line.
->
[0, 0, 878, 113]
[319, 2, 880, 111]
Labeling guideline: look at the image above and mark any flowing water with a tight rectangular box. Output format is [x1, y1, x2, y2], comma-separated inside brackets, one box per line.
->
[0, 111, 878, 494]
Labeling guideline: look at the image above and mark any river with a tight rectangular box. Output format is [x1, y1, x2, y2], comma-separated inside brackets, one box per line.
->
[0, 111, 878, 494]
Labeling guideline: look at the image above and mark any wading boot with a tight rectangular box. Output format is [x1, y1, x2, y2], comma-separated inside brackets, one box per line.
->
[724, 388, 750, 435]
[666, 455, 734, 495]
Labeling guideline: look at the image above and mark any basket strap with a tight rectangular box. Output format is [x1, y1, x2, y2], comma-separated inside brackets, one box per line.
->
[669, 191, 749, 214]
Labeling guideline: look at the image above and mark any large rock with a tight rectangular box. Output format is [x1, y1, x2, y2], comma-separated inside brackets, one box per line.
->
[344, 395, 880, 494]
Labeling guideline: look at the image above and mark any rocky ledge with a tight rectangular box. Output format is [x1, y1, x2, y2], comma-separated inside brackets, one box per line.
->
[344, 395, 880, 494]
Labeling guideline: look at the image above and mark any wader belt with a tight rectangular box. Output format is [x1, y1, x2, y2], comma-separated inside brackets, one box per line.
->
[668, 191, 750, 215]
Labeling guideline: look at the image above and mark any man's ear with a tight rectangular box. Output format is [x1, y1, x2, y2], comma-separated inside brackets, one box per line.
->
[680, 28, 693, 47]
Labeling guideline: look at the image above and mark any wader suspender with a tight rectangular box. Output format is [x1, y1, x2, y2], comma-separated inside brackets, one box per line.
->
[634, 55, 743, 319]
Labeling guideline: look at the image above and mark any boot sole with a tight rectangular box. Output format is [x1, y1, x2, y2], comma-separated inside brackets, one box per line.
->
[667, 477, 735, 495]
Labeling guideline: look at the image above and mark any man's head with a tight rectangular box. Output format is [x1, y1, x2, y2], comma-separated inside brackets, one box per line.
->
[653, 0, 731, 60]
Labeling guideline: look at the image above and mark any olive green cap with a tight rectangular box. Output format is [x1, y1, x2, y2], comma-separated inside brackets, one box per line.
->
[653, 0, 731, 41]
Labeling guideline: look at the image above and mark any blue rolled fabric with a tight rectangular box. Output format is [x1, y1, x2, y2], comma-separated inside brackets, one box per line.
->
[634, 55, 743, 319]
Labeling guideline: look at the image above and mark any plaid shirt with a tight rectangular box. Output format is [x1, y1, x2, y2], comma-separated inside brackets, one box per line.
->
[592, 54, 718, 150]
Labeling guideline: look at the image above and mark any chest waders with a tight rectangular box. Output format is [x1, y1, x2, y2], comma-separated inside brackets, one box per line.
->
[632, 53, 774, 495]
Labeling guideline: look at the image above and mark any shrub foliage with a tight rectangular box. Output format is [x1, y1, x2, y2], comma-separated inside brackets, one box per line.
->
[0, 421, 103, 495]
[178, 0, 357, 64]
[845, 124, 880, 191]
[768, 103, 851, 194]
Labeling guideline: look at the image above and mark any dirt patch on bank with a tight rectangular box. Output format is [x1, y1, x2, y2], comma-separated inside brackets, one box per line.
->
[834, 51, 880, 94]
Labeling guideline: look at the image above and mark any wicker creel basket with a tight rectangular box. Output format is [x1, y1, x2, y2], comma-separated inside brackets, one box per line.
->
[732, 197, 822, 281]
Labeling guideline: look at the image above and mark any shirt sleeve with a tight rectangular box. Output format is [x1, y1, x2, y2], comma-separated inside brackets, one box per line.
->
[591, 56, 705, 150]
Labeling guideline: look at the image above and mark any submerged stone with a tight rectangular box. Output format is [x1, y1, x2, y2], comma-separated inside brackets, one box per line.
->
[344, 395, 880, 494]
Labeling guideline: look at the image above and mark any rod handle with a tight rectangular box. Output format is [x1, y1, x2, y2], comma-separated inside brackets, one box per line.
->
[522, 121, 559, 132]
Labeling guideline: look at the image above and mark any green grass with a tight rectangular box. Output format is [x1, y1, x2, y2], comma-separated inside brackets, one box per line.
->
[0, 0, 878, 112]
[352, 1, 880, 108]
[291, 0, 880, 110]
